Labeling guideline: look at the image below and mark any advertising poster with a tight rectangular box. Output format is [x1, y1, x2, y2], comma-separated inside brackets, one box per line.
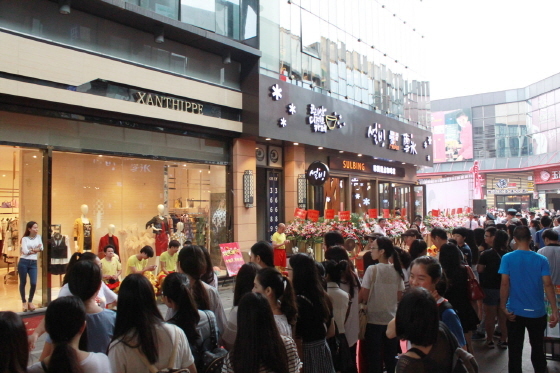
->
[219, 242, 245, 277]
[431, 108, 473, 163]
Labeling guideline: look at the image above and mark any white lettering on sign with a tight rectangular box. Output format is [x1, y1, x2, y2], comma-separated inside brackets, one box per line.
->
[372, 165, 396, 175]
[307, 104, 328, 132]
[308, 168, 327, 181]
[402, 133, 418, 154]
[366, 123, 386, 147]
[553, 171, 560, 180]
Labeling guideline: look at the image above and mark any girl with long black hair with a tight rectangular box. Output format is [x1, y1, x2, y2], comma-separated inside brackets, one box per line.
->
[358, 236, 404, 373]
[18, 221, 42, 311]
[108, 274, 196, 373]
[222, 292, 301, 373]
[0, 311, 28, 373]
[253, 267, 298, 337]
[177, 245, 226, 334]
[289, 253, 335, 373]
[28, 296, 111, 373]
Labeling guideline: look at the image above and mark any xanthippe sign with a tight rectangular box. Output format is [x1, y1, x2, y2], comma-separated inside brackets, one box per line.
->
[134, 92, 204, 114]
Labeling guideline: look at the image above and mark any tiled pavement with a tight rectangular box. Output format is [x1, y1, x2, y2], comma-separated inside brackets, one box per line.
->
[28, 280, 560, 372]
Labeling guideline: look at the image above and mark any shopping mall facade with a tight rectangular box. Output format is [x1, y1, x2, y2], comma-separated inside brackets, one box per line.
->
[0, 0, 431, 311]
[419, 73, 560, 213]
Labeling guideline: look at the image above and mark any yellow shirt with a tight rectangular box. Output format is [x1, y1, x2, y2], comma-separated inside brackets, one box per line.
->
[272, 232, 287, 250]
[159, 251, 178, 273]
[101, 257, 122, 278]
[125, 255, 147, 277]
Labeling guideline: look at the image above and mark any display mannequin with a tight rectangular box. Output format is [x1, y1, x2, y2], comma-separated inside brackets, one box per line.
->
[145, 204, 170, 256]
[98, 224, 120, 259]
[73, 204, 94, 253]
[170, 222, 186, 246]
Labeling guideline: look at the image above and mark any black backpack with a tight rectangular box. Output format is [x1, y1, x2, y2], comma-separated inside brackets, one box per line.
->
[196, 311, 227, 373]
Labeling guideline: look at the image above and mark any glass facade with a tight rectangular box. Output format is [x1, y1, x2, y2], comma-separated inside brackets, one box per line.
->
[260, 0, 431, 129]
[0, 0, 242, 89]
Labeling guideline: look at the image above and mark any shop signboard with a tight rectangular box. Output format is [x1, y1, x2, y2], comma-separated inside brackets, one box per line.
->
[325, 209, 335, 219]
[219, 242, 244, 276]
[329, 157, 406, 177]
[307, 209, 320, 222]
[534, 168, 560, 184]
[306, 161, 330, 186]
[339, 211, 350, 221]
[431, 109, 473, 163]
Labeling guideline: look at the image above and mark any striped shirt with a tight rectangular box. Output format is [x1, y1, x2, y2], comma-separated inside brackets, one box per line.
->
[221, 335, 301, 373]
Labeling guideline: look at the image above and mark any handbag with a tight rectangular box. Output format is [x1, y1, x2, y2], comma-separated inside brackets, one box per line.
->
[199, 311, 227, 373]
[135, 326, 191, 373]
[358, 265, 377, 340]
[465, 265, 484, 301]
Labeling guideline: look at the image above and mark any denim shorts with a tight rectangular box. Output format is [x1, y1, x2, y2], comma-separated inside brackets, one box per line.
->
[482, 288, 500, 306]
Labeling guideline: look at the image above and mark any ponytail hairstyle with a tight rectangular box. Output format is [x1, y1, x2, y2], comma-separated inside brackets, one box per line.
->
[325, 246, 361, 298]
[45, 296, 86, 373]
[233, 263, 259, 307]
[0, 311, 28, 373]
[63, 252, 98, 285]
[322, 260, 343, 283]
[162, 272, 201, 344]
[178, 245, 210, 310]
[376, 237, 404, 280]
[256, 267, 298, 325]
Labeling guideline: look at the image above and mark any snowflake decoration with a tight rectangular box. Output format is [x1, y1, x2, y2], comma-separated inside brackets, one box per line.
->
[326, 197, 331, 203]
[355, 193, 361, 199]
[271, 84, 282, 100]
[426, 155, 431, 161]
[288, 103, 296, 115]
[423, 141, 428, 148]
[278, 117, 287, 127]
[427, 136, 432, 145]
[363, 198, 371, 206]
[334, 112, 346, 128]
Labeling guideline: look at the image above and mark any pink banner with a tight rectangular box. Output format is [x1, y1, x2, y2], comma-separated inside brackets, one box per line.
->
[219, 242, 245, 276]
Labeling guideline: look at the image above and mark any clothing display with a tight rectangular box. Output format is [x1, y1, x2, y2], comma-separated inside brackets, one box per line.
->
[98, 234, 120, 257]
[146, 215, 170, 256]
[2, 217, 19, 255]
[170, 231, 186, 246]
[74, 218, 94, 254]
[48, 234, 70, 274]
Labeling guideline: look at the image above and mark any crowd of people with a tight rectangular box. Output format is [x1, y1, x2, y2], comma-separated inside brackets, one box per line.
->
[2, 209, 560, 373]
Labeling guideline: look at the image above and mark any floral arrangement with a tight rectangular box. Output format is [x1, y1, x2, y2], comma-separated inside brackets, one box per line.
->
[423, 215, 466, 232]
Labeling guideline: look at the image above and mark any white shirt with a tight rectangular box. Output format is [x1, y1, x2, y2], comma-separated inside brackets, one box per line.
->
[462, 219, 479, 229]
[28, 352, 112, 373]
[108, 323, 194, 373]
[274, 314, 293, 338]
[21, 235, 43, 260]
[362, 263, 405, 325]
[58, 281, 117, 308]
[373, 225, 386, 236]
[327, 282, 349, 334]
[221, 306, 238, 350]
[340, 278, 360, 347]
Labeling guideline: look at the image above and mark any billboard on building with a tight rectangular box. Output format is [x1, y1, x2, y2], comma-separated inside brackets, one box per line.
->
[431, 108, 473, 163]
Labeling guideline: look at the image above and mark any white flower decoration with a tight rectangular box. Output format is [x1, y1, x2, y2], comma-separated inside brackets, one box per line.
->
[271, 84, 282, 100]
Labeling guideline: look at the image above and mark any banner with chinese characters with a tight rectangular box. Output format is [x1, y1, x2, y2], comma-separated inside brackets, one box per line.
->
[325, 209, 335, 219]
[383, 209, 390, 218]
[339, 211, 350, 221]
[368, 209, 378, 218]
[307, 210, 320, 222]
[294, 208, 307, 219]
[432, 209, 440, 217]
[534, 168, 560, 184]
[219, 242, 245, 276]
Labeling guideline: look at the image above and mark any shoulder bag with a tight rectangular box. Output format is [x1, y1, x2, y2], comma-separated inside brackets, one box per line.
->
[465, 265, 484, 302]
[199, 310, 228, 373]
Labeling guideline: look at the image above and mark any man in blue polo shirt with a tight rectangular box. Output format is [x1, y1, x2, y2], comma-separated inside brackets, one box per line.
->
[499, 225, 558, 373]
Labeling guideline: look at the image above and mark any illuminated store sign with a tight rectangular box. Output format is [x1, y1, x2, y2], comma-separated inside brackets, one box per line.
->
[306, 161, 330, 186]
[366, 123, 424, 155]
[307, 104, 346, 133]
[329, 158, 405, 177]
[135, 92, 204, 114]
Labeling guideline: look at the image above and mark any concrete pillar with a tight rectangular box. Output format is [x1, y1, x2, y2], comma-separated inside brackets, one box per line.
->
[284, 144, 306, 222]
[232, 138, 257, 253]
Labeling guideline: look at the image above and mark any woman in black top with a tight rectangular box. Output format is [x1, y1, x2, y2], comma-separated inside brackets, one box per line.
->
[439, 243, 479, 352]
[288, 254, 335, 373]
[477, 229, 509, 348]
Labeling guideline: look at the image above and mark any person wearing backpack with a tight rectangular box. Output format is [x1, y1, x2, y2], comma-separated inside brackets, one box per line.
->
[394, 287, 478, 373]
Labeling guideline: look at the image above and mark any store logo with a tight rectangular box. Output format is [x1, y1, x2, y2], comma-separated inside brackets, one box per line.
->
[307, 105, 346, 133]
[256, 147, 265, 162]
[496, 179, 508, 188]
[269, 149, 280, 164]
[541, 171, 551, 182]
[134, 92, 203, 114]
[306, 161, 330, 186]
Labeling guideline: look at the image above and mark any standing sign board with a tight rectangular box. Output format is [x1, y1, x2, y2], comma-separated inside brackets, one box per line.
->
[219, 242, 245, 276]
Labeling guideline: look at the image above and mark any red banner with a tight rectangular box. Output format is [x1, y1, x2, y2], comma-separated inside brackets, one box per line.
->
[368, 209, 378, 218]
[219, 242, 245, 276]
[534, 169, 560, 184]
[451, 209, 456, 215]
[307, 209, 319, 222]
[432, 209, 439, 217]
[383, 209, 390, 218]
[457, 208, 463, 214]
[466, 207, 472, 213]
[325, 209, 335, 219]
[401, 208, 406, 217]
[22, 314, 44, 336]
[294, 208, 307, 219]
[339, 211, 350, 221]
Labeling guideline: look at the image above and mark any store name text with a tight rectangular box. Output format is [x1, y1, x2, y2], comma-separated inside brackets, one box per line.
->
[135, 92, 204, 114]
[366, 123, 419, 155]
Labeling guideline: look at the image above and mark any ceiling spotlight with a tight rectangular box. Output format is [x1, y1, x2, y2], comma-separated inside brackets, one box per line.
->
[59, 0, 71, 14]
[318, 147, 323, 150]
[402, 162, 406, 164]
[294, 143, 299, 145]
[154, 25, 164, 44]
[265, 138, 271, 140]
[339, 150, 344, 153]
[357, 154, 363, 157]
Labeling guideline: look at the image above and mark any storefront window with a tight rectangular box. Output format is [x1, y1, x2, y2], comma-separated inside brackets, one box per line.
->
[0, 146, 43, 313]
[50, 152, 227, 293]
[378, 182, 390, 211]
[392, 184, 410, 218]
[414, 185, 425, 218]
[351, 178, 376, 216]
[494, 194, 533, 212]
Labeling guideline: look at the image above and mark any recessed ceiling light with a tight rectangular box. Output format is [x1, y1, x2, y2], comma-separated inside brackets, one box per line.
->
[357, 154, 363, 157]
[339, 150, 344, 153]
[402, 162, 406, 164]
[294, 143, 299, 145]
[32, 155, 37, 158]
[265, 138, 271, 140]
[318, 147, 323, 150]
[98, 155, 102, 157]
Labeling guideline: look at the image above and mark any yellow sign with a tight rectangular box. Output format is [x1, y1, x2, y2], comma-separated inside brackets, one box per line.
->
[342, 160, 366, 171]
[135, 92, 203, 114]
